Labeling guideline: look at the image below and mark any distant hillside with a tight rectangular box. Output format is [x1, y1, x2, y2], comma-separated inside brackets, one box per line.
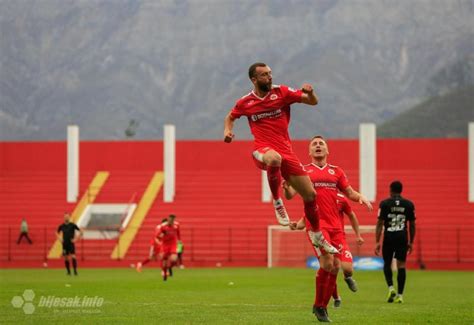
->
[378, 86, 474, 138]
[0, 0, 473, 140]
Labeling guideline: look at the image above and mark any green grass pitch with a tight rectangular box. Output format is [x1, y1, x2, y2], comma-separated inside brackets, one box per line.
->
[1, 268, 473, 324]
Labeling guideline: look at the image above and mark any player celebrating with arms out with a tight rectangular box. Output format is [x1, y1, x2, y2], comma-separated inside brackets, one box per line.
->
[284, 135, 372, 322]
[223, 62, 337, 254]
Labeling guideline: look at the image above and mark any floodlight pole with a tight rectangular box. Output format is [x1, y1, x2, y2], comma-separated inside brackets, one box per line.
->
[469, 122, 474, 202]
[164, 124, 176, 202]
[67, 125, 79, 203]
[261, 171, 272, 203]
[359, 123, 377, 202]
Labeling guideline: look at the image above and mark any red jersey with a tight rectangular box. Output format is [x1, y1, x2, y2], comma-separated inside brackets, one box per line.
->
[157, 221, 181, 246]
[149, 224, 163, 246]
[304, 163, 350, 229]
[336, 193, 353, 231]
[230, 85, 303, 153]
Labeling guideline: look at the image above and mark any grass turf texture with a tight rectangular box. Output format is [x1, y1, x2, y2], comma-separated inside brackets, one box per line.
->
[1, 268, 473, 324]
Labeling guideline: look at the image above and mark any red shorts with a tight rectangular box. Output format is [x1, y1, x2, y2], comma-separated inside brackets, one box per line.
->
[308, 228, 353, 263]
[338, 233, 353, 263]
[160, 243, 177, 259]
[149, 244, 161, 257]
[252, 147, 307, 180]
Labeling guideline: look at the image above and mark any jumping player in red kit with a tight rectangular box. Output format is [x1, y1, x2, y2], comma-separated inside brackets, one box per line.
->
[223, 62, 337, 254]
[136, 218, 167, 272]
[157, 214, 181, 281]
[285, 135, 372, 322]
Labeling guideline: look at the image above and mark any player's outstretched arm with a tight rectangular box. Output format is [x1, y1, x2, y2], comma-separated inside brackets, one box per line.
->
[343, 186, 373, 211]
[374, 219, 384, 255]
[289, 217, 306, 231]
[56, 231, 63, 243]
[72, 228, 82, 243]
[346, 211, 364, 245]
[408, 219, 416, 254]
[300, 83, 318, 105]
[223, 112, 236, 143]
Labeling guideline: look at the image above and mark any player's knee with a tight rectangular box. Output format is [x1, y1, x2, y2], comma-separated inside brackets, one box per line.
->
[320, 258, 334, 272]
[343, 267, 353, 277]
[265, 152, 282, 166]
[301, 190, 316, 202]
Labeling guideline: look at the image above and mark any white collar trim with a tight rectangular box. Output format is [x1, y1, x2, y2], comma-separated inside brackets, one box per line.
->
[311, 163, 327, 170]
[251, 90, 270, 100]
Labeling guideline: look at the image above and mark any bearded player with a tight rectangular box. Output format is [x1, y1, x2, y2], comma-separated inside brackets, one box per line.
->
[223, 62, 337, 254]
[285, 135, 372, 322]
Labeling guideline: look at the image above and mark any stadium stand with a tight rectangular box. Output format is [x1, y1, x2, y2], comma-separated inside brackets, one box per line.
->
[0, 139, 472, 269]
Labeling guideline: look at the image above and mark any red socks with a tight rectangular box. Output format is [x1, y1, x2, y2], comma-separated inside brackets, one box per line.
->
[315, 269, 338, 308]
[324, 272, 338, 306]
[304, 200, 320, 231]
[141, 258, 150, 266]
[266, 166, 282, 200]
[332, 283, 339, 299]
[315, 268, 329, 307]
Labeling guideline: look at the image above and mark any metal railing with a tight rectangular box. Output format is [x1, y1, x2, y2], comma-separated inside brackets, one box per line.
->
[1, 225, 473, 265]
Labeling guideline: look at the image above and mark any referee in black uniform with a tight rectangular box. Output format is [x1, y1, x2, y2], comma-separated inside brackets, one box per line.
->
[375, 181, 416, 304]
[57, 212, 82, 275]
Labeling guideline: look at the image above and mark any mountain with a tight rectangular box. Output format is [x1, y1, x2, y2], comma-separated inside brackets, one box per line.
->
[0, 0, 473, 140]
[378, 86, 474, 138]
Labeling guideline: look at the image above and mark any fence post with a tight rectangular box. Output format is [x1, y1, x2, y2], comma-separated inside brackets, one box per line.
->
[81, 237, 84, 261]
[44, 227, 47, 262]
[8, 227, 11, 261]
[456, 228, 460, 263]
[437, 226, 441, 261]
[228, 228, 232, 262]
[191, 228, 194, 262]
[417, 227, 425, 269]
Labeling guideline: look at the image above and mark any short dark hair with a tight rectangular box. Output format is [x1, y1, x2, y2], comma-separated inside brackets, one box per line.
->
[161, 218, 168, 223]
[168, 214, 176, 219]
[248, 62, 267, 79]
[390, 181, 403, 194]
[311, 135, 325, 141]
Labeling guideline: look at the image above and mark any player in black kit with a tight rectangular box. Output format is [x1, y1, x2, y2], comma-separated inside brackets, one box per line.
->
[57, 212, 83, 275]
[375, 181, 416, 304]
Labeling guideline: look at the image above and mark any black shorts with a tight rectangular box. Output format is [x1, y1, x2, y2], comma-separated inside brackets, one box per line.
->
[62, 242, 76, 256]
[382, 238, 408, 263]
